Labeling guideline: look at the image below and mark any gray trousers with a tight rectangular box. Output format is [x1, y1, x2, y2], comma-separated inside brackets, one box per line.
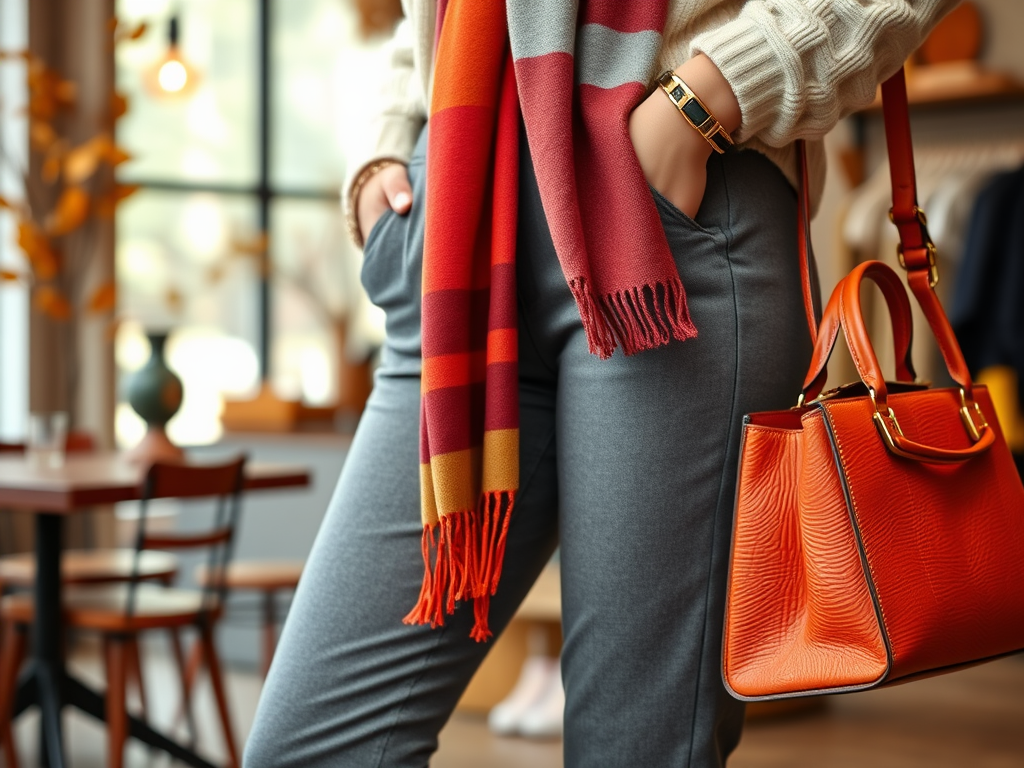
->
[245, 126, 811, 767]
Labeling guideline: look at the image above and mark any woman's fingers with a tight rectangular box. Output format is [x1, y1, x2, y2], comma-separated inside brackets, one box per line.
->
[381, 165, 413, 214]
[356, 163, 413, 244]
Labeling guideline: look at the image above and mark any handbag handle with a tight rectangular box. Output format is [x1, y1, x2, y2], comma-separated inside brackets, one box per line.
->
[801, 259, 917, 401]
[808, 260, 994, 463]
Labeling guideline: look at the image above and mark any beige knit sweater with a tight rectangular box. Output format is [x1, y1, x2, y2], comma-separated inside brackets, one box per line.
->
[346, 0, 957, 216]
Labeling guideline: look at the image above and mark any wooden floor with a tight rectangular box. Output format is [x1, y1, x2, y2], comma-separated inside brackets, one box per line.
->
[7, 641, 1024, 766]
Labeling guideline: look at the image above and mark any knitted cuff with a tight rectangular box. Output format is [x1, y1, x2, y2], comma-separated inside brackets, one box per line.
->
[689, 16, 786, 145]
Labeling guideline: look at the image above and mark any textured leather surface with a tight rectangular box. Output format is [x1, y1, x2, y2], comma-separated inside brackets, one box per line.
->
[724, 409, 888, 699]
[822, 384, 1024, 680]
[726, 382, 1024, 699]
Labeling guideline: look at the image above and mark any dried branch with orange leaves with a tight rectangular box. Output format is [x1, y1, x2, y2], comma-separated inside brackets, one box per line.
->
[0, 19, 145, 323]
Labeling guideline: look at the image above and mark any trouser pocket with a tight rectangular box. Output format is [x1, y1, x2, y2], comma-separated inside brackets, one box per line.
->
[359, 133, 428, 361]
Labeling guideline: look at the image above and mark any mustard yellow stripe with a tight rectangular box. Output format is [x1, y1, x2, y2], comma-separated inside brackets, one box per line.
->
[427, 447, 482, 518]
[482, 429, 519, 492]
[419, 462, 440, 527]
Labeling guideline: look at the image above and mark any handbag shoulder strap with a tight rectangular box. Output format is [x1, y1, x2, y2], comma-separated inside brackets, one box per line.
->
[794, 66, 977, 401]
[795, 137, 819, 344]
[880, 68, 975, 397]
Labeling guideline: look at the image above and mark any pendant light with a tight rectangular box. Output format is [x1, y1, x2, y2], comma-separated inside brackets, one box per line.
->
[145, 15, 200, 99]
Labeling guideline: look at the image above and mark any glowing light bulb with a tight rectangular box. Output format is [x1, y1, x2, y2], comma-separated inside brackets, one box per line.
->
[157, 58, 189, 93]
[143, 17, 201, 100]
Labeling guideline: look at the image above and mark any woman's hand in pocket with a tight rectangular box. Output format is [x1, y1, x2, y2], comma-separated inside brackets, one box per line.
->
[629, 54, 741, 220]
[357, 163, 413, 244]
[628, 90, 713, 219]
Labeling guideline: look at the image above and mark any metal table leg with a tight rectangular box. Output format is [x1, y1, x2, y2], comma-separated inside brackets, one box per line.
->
[33, 513, 66, 768]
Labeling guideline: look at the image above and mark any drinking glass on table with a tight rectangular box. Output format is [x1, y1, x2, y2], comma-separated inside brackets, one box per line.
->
[28, 411, 68, 468]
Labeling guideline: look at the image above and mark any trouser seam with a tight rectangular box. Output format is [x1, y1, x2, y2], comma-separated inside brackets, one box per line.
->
[686, 156, 741, 767]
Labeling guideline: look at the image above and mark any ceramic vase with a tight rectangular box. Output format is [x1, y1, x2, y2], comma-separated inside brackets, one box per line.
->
[125, 331, 185, 464]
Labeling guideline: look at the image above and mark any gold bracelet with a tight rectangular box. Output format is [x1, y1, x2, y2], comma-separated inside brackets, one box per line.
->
[345, 158, 403, 249]
[656, 71, 734, 155]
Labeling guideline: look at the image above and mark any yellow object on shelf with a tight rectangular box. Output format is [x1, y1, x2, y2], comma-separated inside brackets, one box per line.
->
[977, 367, 1024, 452]
[221, 384, 303, 433]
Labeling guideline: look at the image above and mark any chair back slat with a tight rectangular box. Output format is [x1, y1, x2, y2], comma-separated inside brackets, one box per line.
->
[142, 527, 233, 551]
[0, 443, 25, 454]
[129, 456, 247, 618]
[143, 461, 246, 500]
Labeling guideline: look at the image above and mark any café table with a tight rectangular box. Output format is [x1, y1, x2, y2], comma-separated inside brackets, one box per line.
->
[0, 451, 311, 768]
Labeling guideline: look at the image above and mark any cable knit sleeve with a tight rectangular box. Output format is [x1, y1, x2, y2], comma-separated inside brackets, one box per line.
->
[689, 0, 959, 146]
[343, 16, 427, 205]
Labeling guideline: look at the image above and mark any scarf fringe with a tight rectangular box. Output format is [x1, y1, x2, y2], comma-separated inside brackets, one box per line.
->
[403, 489, 516, 642]
[569, 275, 698, 358]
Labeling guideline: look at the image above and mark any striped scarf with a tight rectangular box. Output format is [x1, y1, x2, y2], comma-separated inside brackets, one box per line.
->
[405, 0, 681, 641]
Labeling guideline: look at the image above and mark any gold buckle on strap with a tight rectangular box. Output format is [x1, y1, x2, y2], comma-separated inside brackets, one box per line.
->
[890, 206, 939, 288]
[896, 241, 939, 288]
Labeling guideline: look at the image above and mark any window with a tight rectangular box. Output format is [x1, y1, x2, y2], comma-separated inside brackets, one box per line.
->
[0, 0, 29, 442]
[115, 0, 387, 446]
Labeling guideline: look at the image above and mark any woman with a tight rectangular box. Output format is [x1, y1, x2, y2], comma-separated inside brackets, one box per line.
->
[246, 1, 955, 765]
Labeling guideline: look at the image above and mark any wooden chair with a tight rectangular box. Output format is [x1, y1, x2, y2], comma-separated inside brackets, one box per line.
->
[0, 440, 180, 741]
[0, 457, 247, 768]
[0, 441, 33, 767]
[0, 443, 25, 562]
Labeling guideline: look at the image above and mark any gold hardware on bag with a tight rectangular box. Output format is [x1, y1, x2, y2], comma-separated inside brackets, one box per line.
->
[869, 386, 911, 456]
[872, 406, 906, 447]
[896, 241, 939, 288]
[959, 388, 989, 443]
[890, 205, 940, 288]
[888, 205, 928, 227]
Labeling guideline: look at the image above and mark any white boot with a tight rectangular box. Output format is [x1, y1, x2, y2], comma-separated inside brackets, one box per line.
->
[488, 656, 558, 736]
[517, 663, 564, 740]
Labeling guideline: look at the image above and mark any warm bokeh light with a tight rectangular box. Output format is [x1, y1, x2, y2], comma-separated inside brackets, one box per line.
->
[144, 48, 200, 99]
[157, 57, 188, 92]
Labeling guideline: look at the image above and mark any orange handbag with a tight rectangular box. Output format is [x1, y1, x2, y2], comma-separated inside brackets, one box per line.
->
[722, 68, 1024, 701]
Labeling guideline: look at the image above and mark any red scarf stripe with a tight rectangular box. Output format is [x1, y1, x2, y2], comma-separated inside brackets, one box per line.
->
[581, 0, 666, 32]
[483, 364, 518, 430]
[419, 112, 496, 295]
[484, 262, 517, 328]
[421, 383, 486, 455]
[486, 328, 517, 365]
[420, 291, 491, 359]
[422, 351, 487, 393]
